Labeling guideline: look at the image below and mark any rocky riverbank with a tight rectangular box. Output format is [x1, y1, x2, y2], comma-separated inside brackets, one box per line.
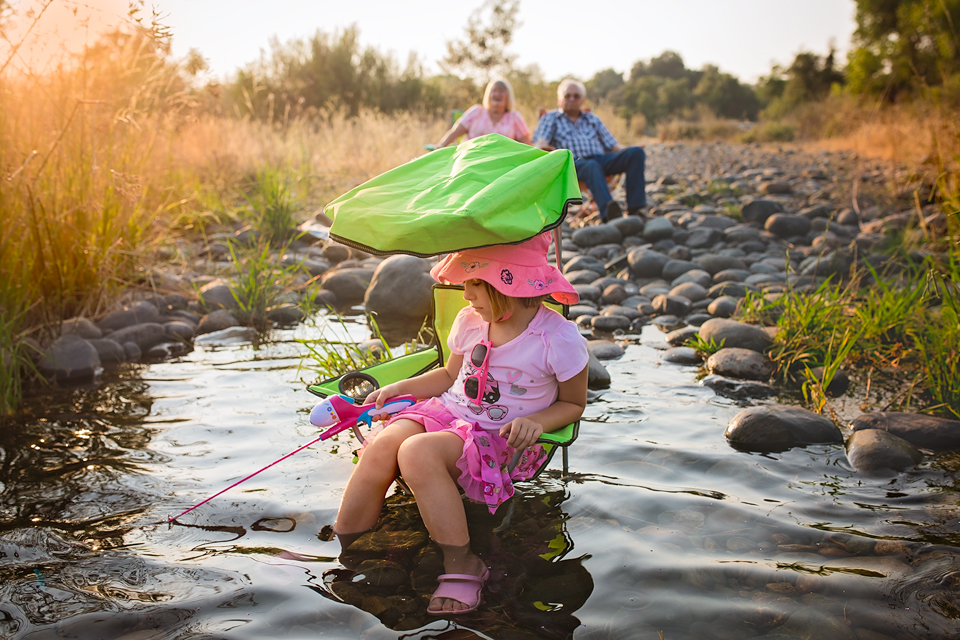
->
[27, 141, 959, 484]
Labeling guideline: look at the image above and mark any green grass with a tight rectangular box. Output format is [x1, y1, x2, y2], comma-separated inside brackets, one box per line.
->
[220, 241, 304, 332]
[243, 168, 304, 246]
[297, 313, 393, 382]
[735, 256, 960, 418]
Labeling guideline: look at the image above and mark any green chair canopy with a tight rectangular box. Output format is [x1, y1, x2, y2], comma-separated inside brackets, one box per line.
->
[323, 134, 582, 257]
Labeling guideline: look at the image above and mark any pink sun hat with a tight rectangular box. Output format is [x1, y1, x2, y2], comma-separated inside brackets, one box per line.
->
[430, 232, 579, 305]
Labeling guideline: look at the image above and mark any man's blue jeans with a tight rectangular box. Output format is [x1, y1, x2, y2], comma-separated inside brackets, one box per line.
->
[574, 146, 646, 219]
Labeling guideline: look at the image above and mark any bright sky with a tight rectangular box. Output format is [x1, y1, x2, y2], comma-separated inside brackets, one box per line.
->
[4, 0, 858, 83]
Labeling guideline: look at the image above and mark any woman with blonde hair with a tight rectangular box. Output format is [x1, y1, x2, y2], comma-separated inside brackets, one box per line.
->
[435, 78, 532, 148]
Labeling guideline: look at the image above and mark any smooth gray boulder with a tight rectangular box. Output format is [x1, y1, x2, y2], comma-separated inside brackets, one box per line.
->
[642, 217, 674, 241]
[740, 199, 784, 224]
[662, 347, 701, 365]
[587, 340, 625, 360]
[37, 335, 101, 381]
[765, 213, 812, 239]
[591, 314, 631, 332]
[196, 310, 240, 336]
[564, 255, 606, 275]
[108, 323, 167, 351]
[587, 352, 611, 389]
[572, 225, 622, 247]
[725, 405, 842, 451]
[652, 293, 692, 317]
[608, 216, 644, 237]
[198, 282, 239, 311]
[573, 284, 602, 302]
[364, 255, 434, 344]
[846, 429, 923, 475]
[320, 268, 374, 307]
[267, 304, 305, 325]
[61, 317, 102, 339]
[707, 281, 757, 299]
[669, 282, 707, 303]
[88, 338, 126, 364]
[661, 259, 699, 282]
[706, 347, 774, 380]
[683, 227, 723, 249]
[701, 375, 778, 400]
[97, 301, 162, 332]
[164, 321, 196, 341]
[707, 296, 739, 318]
[699, 318, 772, 352]
[627, 248, 670, 278]
[850, 412, 960, 452]
[665, 326, 699, 346]
[695, 254, 747, 275]
[671, 268, 712, 288]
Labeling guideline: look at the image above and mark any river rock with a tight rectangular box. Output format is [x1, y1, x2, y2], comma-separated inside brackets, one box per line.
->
[627, 248, 670, 278]
[37, 335, 101, 381]
[164, 321, 196, 341]
[194, 326, 257, 345]
[97, 301, 162, 332]
[591, 314, 631, 332]
[196, 310, 240, 336]
[88, 338, 127, 364]
[665, 326, 699, 346]
[695, 254, 747, 275]
[364, 256, 434, 344]
[699, 318, 772, 353]
[725, 405, 842, 451]
[61, 317, 102, 339]
[669, 282, 707, 303]
[741, 199, 784, 224]
[662, 346, 700, 364]
[600, 284, 628, 305]
[672, 268, 712, 288]
[321, 268, 374, 307]
[572, 224, 622, 247]
[122, 342, 141, 361]
[701, 375, 778, 400]
[601, 305, 641, 320]
[846, 429, 923, 475]
[850, 412, 960, 452]
[707, 296, 739, 318]
[706, 347, 774, 380]
[564, 254, 606, 275]
[642, 217, 674, 241]
[587, 352, 611, 389]
[661, 259, 698, 282]
[684, 227, 723, 249]
[588, 340, 624, 360]
[608, 216, 644, 237]
[107, 323, 167, 351]
[765, 213, 812, 238]
[652, 294, 691, 317]
[266, 304, 305, 325]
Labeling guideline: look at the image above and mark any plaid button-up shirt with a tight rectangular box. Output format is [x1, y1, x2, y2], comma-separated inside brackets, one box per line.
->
[532, 109, 618, 160]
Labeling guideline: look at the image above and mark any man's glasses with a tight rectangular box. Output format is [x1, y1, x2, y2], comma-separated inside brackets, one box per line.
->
[463, 340, 492, 406]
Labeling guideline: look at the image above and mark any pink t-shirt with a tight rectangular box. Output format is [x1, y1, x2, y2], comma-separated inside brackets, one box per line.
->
[457, 105, 531, 142]
[437, 305, 589, 432]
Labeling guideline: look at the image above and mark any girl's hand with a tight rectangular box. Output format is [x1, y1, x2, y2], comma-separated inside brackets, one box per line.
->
[365, 383, 405, 410]
[499, 417, 543, 450]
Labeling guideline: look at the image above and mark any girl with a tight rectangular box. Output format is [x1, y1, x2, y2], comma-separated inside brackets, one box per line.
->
[332, 232, 589, 615]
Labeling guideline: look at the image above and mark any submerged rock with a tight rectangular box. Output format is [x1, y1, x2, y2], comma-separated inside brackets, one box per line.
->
[850, 412, 960, 452]
[846, 429, 923, 475]
[701, 375, 778, 400]
[37, 335, 101, 381]
[725, 405, 842, 451]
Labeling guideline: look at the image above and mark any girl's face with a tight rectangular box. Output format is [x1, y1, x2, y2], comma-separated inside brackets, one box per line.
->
[464, 279, 496, 323]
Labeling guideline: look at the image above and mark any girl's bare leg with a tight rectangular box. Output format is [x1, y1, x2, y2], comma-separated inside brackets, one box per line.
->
[398, 431, 487, 612]
[334, 419, 424, 536]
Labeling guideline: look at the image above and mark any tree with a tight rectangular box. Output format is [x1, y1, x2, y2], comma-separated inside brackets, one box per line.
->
[586, 68, 624, 102]
[442, 0, 520, 81]
[847, 0, 960, 99]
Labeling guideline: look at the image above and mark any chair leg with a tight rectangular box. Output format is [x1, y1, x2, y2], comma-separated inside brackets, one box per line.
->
[562, 447, 569, 477]
[493, 499, 516, 533]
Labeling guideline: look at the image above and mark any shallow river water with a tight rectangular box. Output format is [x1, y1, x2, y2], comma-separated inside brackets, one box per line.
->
[2, 314, 959, 640]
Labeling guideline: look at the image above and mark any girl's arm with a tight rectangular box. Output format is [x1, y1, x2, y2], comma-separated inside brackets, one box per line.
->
[368, 352, 464, 408]
[500, 364, 588, 450]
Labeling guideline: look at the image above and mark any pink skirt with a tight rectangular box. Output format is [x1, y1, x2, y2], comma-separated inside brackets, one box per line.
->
[363, 397, 549, 514]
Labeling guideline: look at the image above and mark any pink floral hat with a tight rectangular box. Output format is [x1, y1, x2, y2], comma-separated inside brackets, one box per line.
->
[430, 232, 579, 305]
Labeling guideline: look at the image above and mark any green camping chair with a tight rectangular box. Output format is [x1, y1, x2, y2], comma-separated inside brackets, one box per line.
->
[307, 283, 579, 477]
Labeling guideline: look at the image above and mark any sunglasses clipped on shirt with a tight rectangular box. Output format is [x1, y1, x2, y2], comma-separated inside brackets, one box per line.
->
[463, 340, 492, 406]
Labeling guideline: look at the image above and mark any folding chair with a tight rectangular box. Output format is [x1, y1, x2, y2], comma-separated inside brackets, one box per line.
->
[307, 284, 579, 478]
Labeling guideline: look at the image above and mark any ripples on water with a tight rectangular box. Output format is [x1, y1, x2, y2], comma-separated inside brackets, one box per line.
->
[1, 317, 958, 639]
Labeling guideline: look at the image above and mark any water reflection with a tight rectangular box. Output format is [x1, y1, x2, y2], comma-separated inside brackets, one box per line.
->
[0, 321, 958, 639]
[314, 482, 593, 638]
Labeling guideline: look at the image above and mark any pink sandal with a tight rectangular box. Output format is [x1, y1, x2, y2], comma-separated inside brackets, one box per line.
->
[426, 568, 490, 615]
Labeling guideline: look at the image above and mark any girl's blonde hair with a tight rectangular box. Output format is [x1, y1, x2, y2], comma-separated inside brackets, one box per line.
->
[482, 79, 516, 112]
[476, 279, 548, 320]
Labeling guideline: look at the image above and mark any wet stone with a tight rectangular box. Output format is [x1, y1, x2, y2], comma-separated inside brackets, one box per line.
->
[845, 429, 923, 475]
[587, 340, 624, 360]
[850, 412, 960, 452]
[194, 326, 258, 345]
[587, 352, 611, 389]
[627, 248, 671, 278]
[662, 347, 700, 365]
[591, 314, 631, 332]
[164, 321, 196, 341]
[196, 309, 240, 336]
[352, 560, 408, 589]
[602, 304, 642, 320]
[666, 325, 699, 346]
[699, 318, 772, 353]
[107, 323, 167, 351]
[707, 296, 739, 318]
[37, 335, 101, 381]
[701, 375, 779, 401]
[61, 317, 102, 340]
[725, 405, 842, 451]
[653, 293, 692, 317]
[198, 282, 239, 311]
[88, 338, 127, 364]
[320, 268, 373, 307]
[706, 348, 774, 381]
[97, 301, 162, 332]
[267, 304, 305, 326]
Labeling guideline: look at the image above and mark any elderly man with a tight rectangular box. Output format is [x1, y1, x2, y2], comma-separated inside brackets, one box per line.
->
[533, 79, 646, 222]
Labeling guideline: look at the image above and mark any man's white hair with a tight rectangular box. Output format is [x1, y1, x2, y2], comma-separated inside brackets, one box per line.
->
[557, 78, 586, 99]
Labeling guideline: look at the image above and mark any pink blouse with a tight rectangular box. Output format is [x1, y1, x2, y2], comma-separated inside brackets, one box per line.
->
[457, 105, 531, 142]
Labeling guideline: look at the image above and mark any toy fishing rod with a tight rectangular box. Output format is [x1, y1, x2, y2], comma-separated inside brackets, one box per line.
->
[165, 393, 416, 523]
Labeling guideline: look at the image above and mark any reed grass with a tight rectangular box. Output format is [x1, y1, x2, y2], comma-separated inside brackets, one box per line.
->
[297, 313, 393, 382]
